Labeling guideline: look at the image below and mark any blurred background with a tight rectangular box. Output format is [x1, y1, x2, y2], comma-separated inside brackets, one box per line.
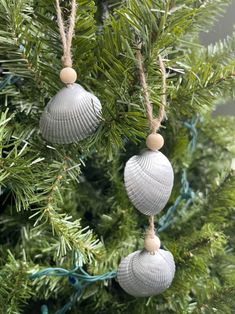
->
[201, 0, 235, 116]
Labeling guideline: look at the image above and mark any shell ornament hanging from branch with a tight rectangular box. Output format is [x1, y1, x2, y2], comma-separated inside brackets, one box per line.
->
[117, 46, 176, 297]
[39, 0, 102, 144]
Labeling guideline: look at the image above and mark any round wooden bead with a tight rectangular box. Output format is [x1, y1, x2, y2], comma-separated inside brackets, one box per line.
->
[146, 133, 164, 151]
[60, 67, 77, 84]
[144, 235, 161, 253]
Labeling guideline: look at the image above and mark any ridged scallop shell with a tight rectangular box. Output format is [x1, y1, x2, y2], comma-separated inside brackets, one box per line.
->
[117, 249, 175, 297]
[124, 150, 174, 215]
[39, 83, 102, 144]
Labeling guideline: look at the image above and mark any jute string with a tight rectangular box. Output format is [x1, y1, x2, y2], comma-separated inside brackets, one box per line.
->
[136, 43, 167, 134]
[55, 0, 77, 68]
[147, 215, 155, 238]
[136, 43, 167, 237]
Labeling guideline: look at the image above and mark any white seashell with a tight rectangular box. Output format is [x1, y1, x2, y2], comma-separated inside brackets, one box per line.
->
[117, 249, 175, 297]
[124, 150, 174, 215]
[39, 83, 102, 144]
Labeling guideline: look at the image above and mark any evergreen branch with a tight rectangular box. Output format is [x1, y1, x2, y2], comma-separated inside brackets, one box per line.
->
[0, 251, 33, 314]
[0, 0, 61, 94]
[31, 160, 103, 261]
[206, 32, 235, 63]
[169, 46, 235, 115]
[193, 286, 235, 313]
[33, 207, 103, 261]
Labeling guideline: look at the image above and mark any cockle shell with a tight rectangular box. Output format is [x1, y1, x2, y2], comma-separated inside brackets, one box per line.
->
[117, 249, 175, 297]
[39, 83, 102, 144]
[124, 150, 174, 215]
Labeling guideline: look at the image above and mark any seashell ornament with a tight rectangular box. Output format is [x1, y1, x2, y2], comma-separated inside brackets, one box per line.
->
[124, 150, 174, 215]
[40, 82, 102, 144]
[40, 0, 102, 144]
[117, 249, 175, 297]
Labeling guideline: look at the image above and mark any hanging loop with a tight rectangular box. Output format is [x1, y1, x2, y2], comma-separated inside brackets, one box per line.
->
[55, 0, 77, 68]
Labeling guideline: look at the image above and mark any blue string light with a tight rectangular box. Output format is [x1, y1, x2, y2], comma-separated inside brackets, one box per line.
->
[182, 115, 198, 152]
[30, 263, 117, 314]
[0, 74, 21, 91]
[0, 74, 13, 90]
[158, 169, 195, 232]
[0, 44, 23, 91]
[41, 305, 49, 314]
[157, 116, 198, 232]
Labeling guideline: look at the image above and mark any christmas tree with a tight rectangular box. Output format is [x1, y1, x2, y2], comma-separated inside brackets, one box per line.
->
[0, 0, 235, 313]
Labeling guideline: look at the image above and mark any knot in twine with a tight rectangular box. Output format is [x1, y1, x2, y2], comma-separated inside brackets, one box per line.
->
[55, 0, 77, 68]
[146, 215, 155, 238]
[136, 43, 167, 134]
[144, 215, 161, 255]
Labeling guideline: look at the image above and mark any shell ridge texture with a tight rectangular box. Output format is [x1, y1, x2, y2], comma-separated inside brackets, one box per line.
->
[40, 83, 102, 143]
[124, 150, 174, 215]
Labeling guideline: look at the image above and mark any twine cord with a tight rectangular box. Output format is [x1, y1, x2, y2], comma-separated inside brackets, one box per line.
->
[136, 43, 167, 134]
[144, 215, 157, 254]
[158, 54, 167, 130]
[148, 215, 155, 238]
[55, 0, 77, 67]
[136, 44, 167, 238]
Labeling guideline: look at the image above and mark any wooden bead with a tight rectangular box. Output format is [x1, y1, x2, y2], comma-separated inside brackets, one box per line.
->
[60, 67, 77, 84]
[144, 235, 161, 254]
[146, 133, 164, 151]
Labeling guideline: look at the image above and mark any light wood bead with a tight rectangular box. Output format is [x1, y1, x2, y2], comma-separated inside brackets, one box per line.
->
[60, 67, 77, 84]
[146, 133, 164, 151]
[144, 235, 161, 254]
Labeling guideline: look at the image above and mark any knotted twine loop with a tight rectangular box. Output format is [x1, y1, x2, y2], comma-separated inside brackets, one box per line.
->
[55, 0, 77, 68]
[136, 43, 167, 238]
[136, 43, 167, 134]
[144, 215, 159, 255]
